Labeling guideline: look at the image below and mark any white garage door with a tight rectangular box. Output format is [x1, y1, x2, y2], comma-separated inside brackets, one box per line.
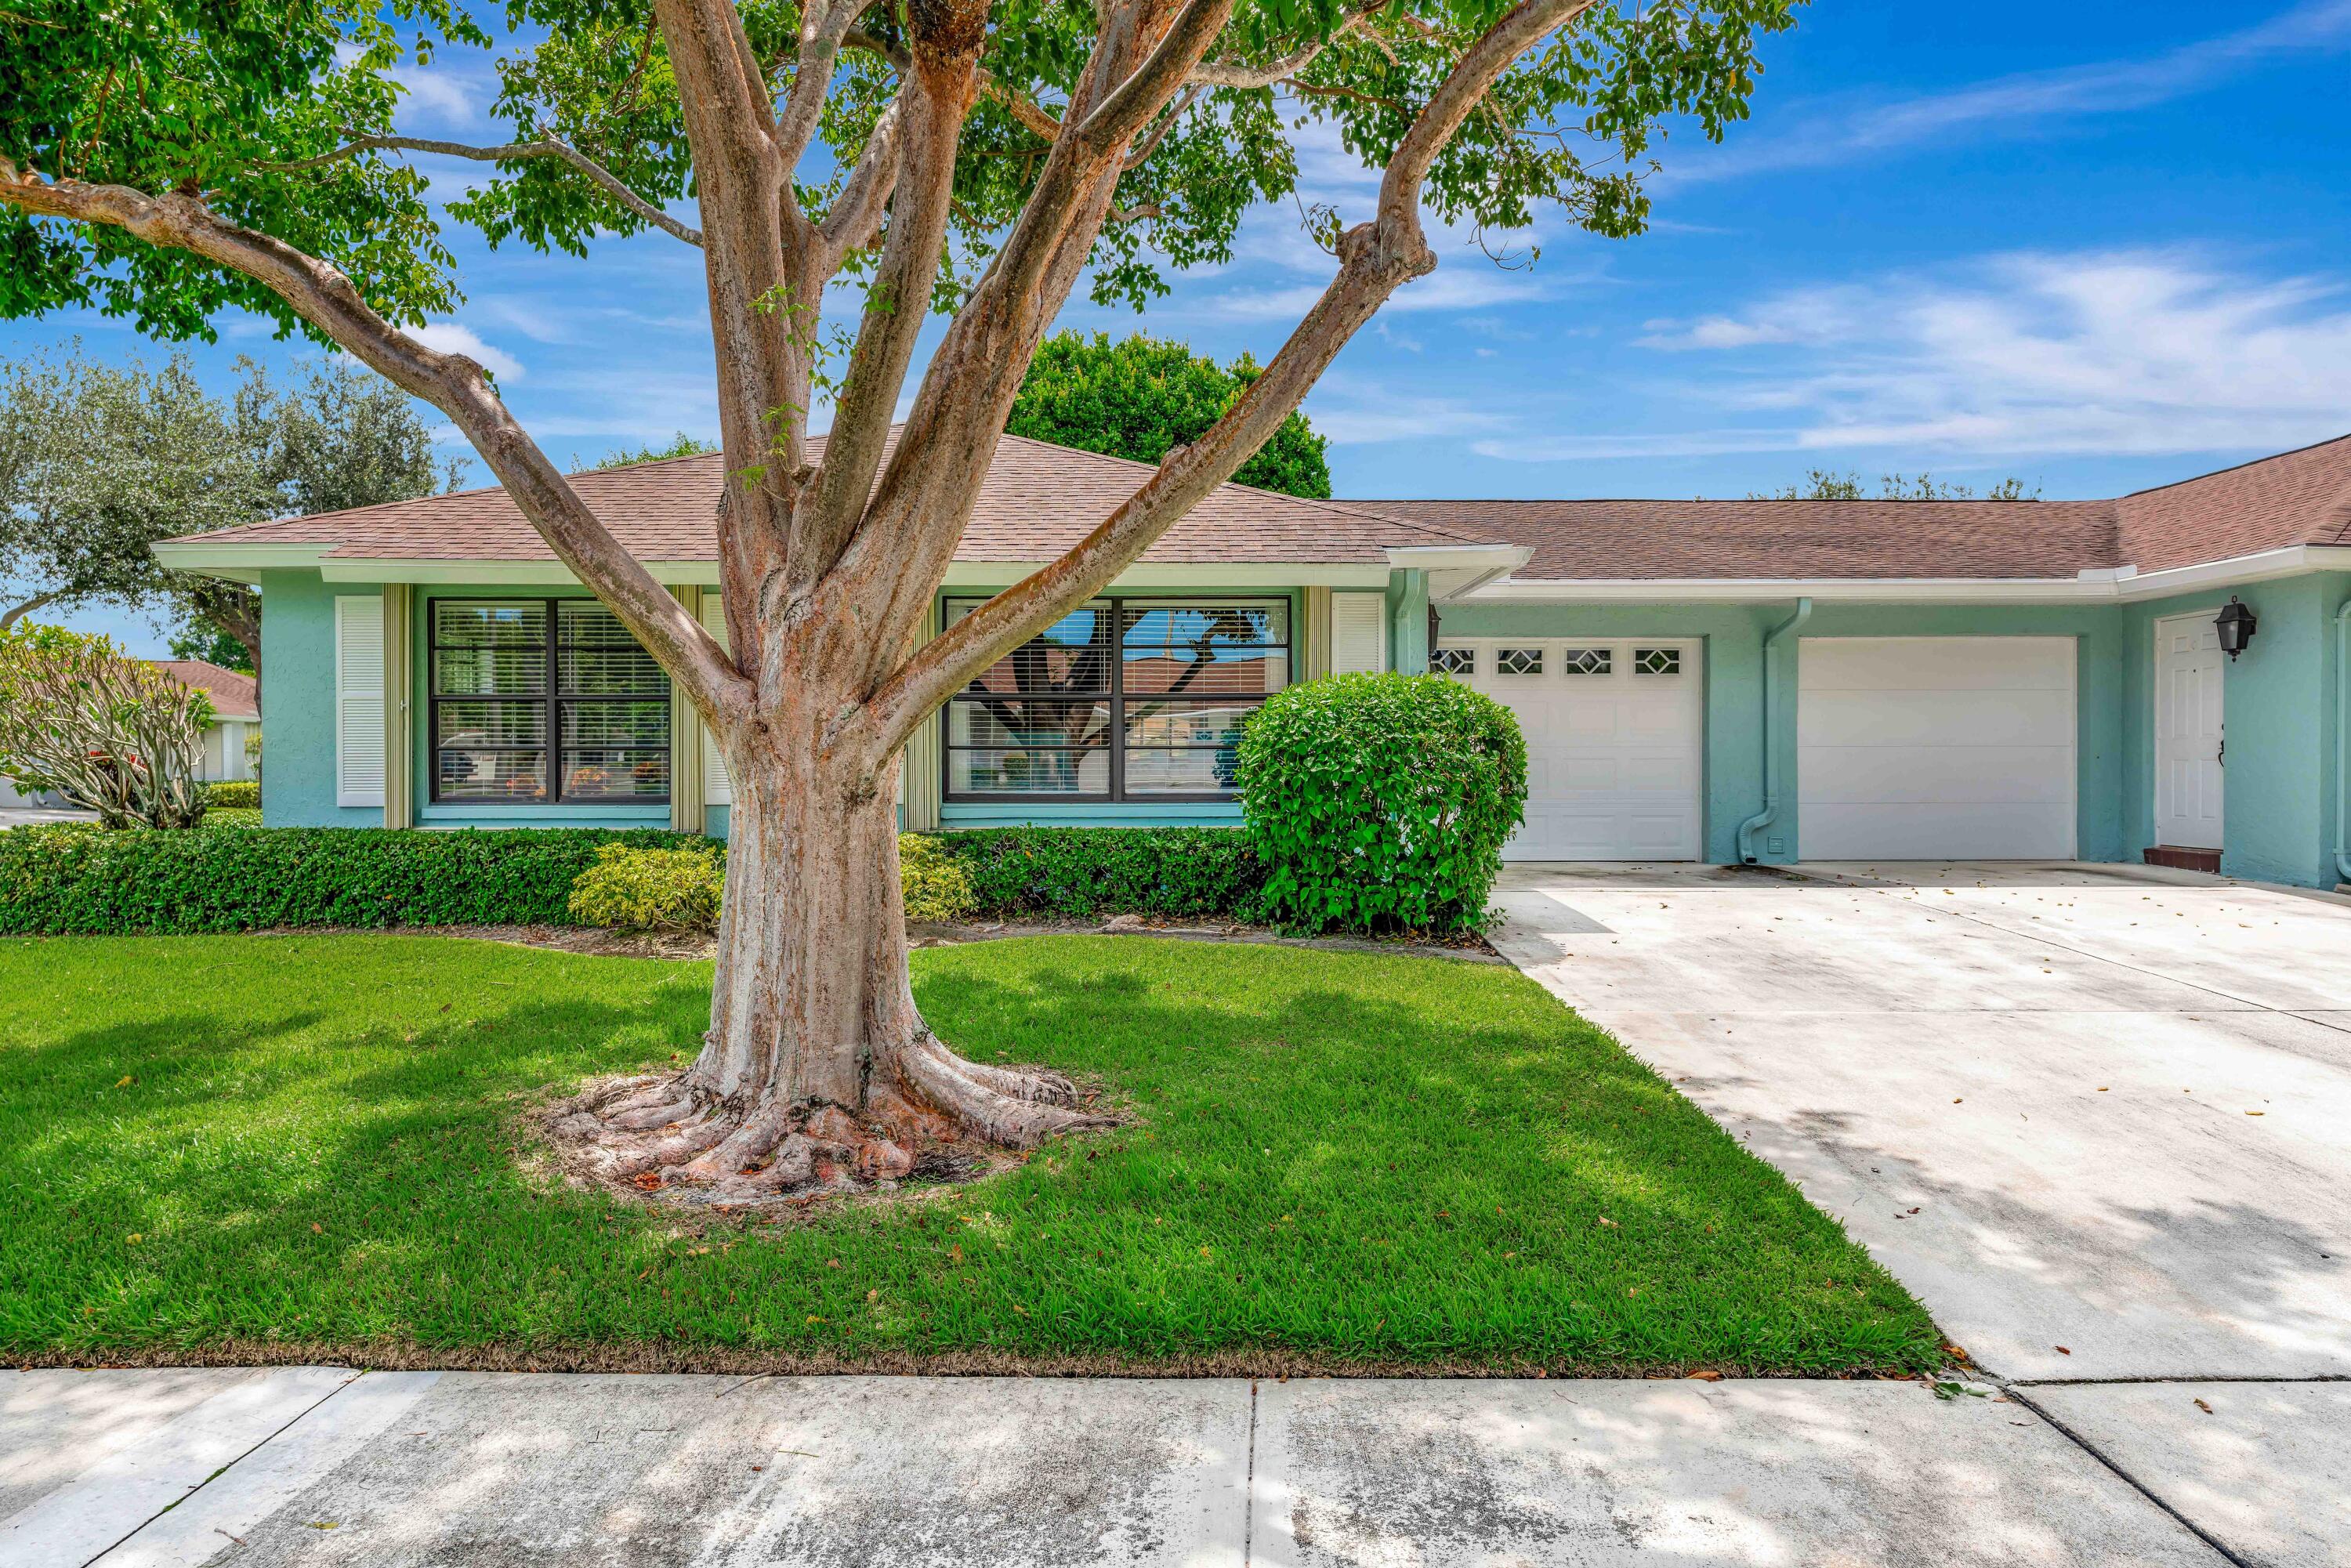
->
[1799, 636, 2077, 860]
[1440, 638, 1703, 861]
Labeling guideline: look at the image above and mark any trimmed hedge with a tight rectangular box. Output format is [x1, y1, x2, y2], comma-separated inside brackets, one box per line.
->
[0, 822, 1263, 936]
[933, 826, 1261, 920]
[200, 780, 260, 809]
[0, 824, 705, 935]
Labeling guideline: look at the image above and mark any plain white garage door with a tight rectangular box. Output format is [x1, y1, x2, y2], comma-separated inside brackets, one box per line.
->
[1798, 636, 2077, 860]
[1440, 637, 1703, 860]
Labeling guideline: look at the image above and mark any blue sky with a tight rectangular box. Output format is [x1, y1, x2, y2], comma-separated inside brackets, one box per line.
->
[13, 0, 2351, 654]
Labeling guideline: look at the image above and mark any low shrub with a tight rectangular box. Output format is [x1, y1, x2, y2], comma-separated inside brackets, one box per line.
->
[899, 835, 979, 921]
[566, 842, 726, 931]
[934, 826, 1261, 920]
[0, 824, 705, 935]
[1236, 672, 1526, 934]
[0, 820, 1266, 936]
[200, 780, 260, 809]
[198, 807, 264, 831]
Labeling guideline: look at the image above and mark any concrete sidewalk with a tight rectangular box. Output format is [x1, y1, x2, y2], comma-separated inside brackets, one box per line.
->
[1, 1367, 2278, 1566]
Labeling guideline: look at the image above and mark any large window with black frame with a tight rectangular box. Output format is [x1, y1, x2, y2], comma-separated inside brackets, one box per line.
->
[429, 599, 671, 804]
[941, 596, 1291, 801]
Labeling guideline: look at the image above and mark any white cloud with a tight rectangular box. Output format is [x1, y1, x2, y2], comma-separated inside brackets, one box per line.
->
[387, 64, 479, 127]
[1668, 0, 2351, 184]
[411, 321, 527, 381]
[1496, 248, 2351, 464]
[1304, 378, 1509, 446]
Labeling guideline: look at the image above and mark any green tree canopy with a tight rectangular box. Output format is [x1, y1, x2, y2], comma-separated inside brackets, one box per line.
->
[0, 348, 453, 676]
[1008, 332, 1331, 498]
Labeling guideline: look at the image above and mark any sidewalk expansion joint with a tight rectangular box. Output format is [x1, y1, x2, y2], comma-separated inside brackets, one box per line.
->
[1998, 1384, 2251, 1568]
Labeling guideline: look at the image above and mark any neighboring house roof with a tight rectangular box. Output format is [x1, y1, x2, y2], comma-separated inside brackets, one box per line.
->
[162, 432, 1489, 567]
[151, 660, 259, 720]
[1357, 433, 2351, 582]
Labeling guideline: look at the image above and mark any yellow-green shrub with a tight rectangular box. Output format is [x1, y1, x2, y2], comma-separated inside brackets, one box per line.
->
[898, 833, 977, 921]
[566, 842, 726, 931]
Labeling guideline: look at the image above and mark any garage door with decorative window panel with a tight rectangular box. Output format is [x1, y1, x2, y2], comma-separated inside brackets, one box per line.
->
[1434, 637, 1704, 861]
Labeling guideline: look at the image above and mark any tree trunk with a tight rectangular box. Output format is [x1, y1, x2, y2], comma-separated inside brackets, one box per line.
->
[547, 704, 1108, 1204]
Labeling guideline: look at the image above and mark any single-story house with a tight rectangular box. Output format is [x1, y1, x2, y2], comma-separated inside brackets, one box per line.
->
[154, 432, 2351, 890]
[152, 659, 260, 783]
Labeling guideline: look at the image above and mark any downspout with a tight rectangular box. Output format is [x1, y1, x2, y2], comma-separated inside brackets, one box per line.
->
[2336, 597, 2351, 886]
[1737, 596, 1814, 865]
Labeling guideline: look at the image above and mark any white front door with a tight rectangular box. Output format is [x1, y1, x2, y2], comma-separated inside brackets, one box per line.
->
[1798, 636, 2078, 860]
[2154, 613, 2225, 850]
[1439, 638, 1704, 861]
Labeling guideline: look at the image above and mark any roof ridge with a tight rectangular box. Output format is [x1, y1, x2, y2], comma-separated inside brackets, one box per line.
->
[2117, 432, 2351, 500]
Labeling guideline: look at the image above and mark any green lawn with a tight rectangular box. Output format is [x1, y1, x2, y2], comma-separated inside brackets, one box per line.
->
[0, 932, 1940, 1374]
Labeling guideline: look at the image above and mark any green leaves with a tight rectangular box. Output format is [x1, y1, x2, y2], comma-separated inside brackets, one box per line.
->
[1006, 331, 1332, 498]
[1236, 672, 1527, 935]
[4, 0, 1804, 341]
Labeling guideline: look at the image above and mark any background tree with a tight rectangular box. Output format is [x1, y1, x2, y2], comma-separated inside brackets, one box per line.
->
[597, 432, 722, 468]
[1008, 331, 1331, 498]
[1753, 469, 2041, 501]
[5, 0, 1802, 1200]
[0, 351, 269, 631]
[192, 357, 455, 679]
[166, 618, 253, 671]
[0, 349, 449, 681]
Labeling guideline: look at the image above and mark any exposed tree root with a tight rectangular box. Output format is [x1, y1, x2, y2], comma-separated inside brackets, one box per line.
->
[541, 1034, 1114, 1208]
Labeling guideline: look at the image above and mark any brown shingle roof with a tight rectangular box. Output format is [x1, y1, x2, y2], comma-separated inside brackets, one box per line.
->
[151, 660, 259, 719]
[2115, 433, 2351, 572]
[1354, 497, 2120, 581]
[170, 433, 1487, 566]
[1360, 434, 2351, 581]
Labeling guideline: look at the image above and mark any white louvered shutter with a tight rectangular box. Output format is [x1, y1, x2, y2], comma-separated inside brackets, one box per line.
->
[700, 595, 731, 805]
[335, 595, 386, 807]
[1328, 591, 1389, 675]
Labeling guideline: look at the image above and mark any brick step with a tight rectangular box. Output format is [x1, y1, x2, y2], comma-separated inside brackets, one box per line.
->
[2143, 845, 2222, 875]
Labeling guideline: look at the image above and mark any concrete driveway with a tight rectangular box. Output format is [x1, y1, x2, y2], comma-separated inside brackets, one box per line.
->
[1493, 859, 2351, 1563]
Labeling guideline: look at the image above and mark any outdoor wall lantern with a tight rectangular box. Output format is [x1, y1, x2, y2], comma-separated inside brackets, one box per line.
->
[2215, 596, 2258, 661]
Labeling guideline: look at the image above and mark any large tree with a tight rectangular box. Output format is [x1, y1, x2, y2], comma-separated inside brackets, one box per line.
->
[1009, 330, 1332, 497]
[4, 0, 1799, 1200]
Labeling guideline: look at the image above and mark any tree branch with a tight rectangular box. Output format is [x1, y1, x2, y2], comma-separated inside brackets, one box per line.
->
[868, 0, 1601, 751]
[260, 134, 703, 247]
[0, 588, 62, 632]
[0, 160, 751, 730]
[774, 0, 868, 168]
[844, 26, 1066, 143]
[817, 94, 904, 260]
[797, 34, 979, 586]
[1186, 3, 1378, 89]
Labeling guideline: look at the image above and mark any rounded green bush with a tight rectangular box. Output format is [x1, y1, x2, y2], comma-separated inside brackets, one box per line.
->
[567, 842, 726, 931]
[1235, 671, 1526, 934]
[200, 780, 259, 809]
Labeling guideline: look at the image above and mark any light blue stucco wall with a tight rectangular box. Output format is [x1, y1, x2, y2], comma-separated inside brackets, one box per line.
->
[258, 570, 386, 827]
[256, 569, 2351, 884]
[2120, 573, 2348, 888]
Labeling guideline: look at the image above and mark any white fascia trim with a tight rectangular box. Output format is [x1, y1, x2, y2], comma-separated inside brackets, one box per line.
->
[939, 561, 1393, 588]
[1388, 544, 1532, 603]
[2114, 545, 2351, 600]
[1462, 545, 2351, 604]
[149, 541, 329, 583]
